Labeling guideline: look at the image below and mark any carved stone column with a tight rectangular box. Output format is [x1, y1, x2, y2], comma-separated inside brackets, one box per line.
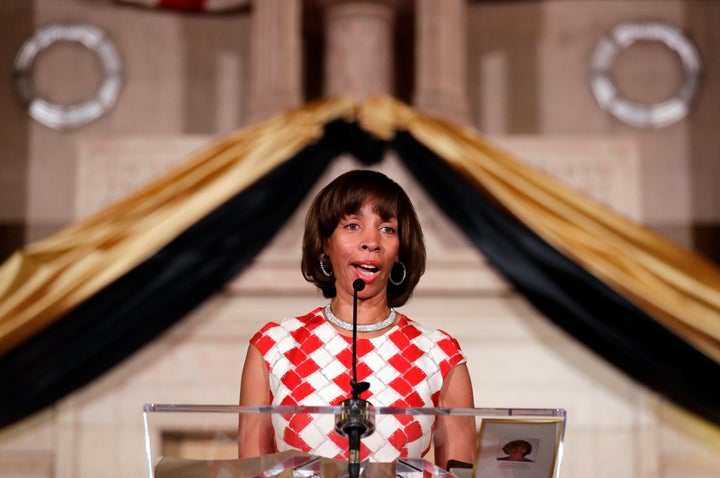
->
[322, 0, 401, 100]
[413, 0, 469, 124]
[247, 0, 303, 122]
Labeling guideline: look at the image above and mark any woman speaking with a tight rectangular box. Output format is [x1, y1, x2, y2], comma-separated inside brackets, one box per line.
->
[238, 170, 475, 469]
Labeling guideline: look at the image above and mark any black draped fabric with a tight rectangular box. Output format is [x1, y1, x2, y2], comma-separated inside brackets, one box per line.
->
[392, 130, 720, 426]
[0, 120, 385, 429]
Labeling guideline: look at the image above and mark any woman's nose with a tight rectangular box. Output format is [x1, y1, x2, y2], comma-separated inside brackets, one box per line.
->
[360, 231, 380, 251]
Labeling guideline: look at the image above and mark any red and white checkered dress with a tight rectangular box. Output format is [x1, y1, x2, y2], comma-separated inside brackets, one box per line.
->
[250, 307, 466, 462]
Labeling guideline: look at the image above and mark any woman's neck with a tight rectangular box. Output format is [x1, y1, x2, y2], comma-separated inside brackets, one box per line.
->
[330, 295, 390, 326]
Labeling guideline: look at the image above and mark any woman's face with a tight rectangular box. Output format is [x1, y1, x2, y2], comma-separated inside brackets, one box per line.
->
[325, 199, 400, 302]
[508, 443, 529, 457]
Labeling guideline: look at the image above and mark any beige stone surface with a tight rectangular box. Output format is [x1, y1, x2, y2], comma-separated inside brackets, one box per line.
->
[414, 0, 469, 123]
[74, 136, 211, 219]
[247, 0, 302, 122]
[491, 135, 643, 221]
[324, 1, 396, 99]
[1, 1, 720, 478]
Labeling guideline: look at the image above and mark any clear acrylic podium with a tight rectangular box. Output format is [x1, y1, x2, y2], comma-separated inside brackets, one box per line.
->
[143, 404, 566, 478]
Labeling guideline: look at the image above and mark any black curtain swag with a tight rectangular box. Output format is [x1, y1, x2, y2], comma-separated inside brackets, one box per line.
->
[392, 130, 720, 426]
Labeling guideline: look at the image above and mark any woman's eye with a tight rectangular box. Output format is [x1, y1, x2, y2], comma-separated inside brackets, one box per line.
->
[381, 226, 396, 234]
[345, 223, 360, 231]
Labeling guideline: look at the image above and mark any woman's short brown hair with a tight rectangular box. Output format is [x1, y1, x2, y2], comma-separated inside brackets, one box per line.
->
[301, 169, 425, 307]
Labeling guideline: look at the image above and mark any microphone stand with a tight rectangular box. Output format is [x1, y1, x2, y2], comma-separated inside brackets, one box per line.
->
[335, 279, 375, 478]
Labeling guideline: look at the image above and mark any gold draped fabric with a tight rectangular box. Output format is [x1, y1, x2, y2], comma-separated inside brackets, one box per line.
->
[1, 95, 719, 365]
[0, 98, 356, 356]
[360, 96, 720, 364]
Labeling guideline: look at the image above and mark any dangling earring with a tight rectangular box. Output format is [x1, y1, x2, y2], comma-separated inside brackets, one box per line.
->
[319, 253, 333, 277]
[389, 261, 406, 286]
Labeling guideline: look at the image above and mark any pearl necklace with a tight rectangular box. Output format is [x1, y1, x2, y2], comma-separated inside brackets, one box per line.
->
[324, 304, 397, 332]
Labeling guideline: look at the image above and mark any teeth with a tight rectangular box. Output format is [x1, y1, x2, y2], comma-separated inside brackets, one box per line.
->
[355, 264, 378, 277]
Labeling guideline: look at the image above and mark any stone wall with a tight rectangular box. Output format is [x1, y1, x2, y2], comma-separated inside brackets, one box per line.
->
[1, 1, 719, 477]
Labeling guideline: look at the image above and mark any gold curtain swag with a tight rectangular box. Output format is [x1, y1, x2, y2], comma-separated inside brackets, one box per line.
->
[0, 98, 356, 356]
[1, 95, 720, 366]
[359, 96, 720, 364]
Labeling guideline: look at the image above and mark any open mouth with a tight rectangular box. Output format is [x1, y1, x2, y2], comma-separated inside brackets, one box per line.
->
[353, 263, 379, 279]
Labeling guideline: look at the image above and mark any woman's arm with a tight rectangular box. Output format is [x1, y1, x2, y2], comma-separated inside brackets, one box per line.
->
[433, 363, 476, 470]
[237, 344, 275, 457]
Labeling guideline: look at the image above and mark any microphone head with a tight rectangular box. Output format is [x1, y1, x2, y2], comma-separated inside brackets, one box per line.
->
[352, 279, 366, 292]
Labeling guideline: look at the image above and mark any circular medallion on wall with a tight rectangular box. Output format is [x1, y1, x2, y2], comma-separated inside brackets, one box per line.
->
[590, 21, 702, 129]
[13, 23, 123, 130]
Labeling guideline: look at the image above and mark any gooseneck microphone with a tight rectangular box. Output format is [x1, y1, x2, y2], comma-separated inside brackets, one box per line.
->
[334, 278, 375, 478]
[351, 279, 366, 387]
